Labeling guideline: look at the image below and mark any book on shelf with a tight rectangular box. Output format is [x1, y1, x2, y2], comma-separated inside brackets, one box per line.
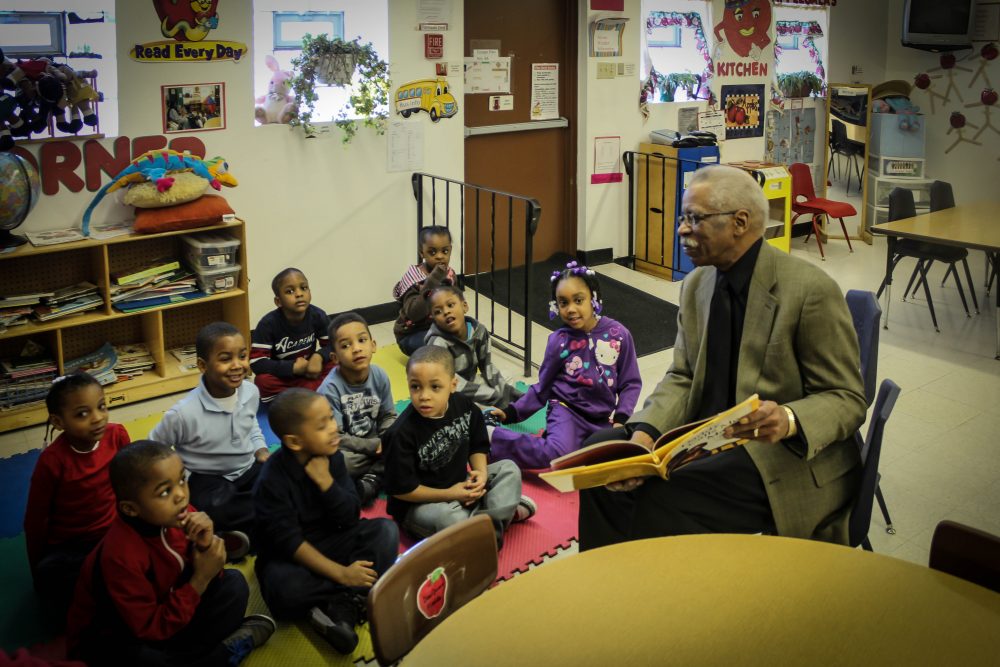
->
[33, 294, 103, 322]
[112, 257, 181, 286]
[89, 221, 134, 240]
[42, 281, 100, 306]
[65, 342, 118, 386]
[112, 343, 156, 380]
[169, 345, 198, 371]
[24, 228, 86, 246]
[0, 291, 56, 308]
[538, 395, 761, 493]
[114, 290, 208, 313]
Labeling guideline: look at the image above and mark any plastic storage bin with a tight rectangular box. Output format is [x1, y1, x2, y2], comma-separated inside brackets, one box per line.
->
[869, 114, 925, 158]
[195, 263, 241, 294]
[182, 233, 241, 269]
[866, 203, 929, 230]
[867, 174, 932, 208]
[868, 154, 925, 179]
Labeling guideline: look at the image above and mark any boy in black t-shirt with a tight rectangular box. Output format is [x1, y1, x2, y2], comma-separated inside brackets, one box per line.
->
[384, 346, 535, 548]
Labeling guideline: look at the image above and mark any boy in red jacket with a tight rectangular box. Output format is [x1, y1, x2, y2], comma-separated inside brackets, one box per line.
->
[67, 441, 275, 666]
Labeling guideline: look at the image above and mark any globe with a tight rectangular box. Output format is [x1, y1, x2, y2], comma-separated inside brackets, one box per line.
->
[0, 152, 41, 249]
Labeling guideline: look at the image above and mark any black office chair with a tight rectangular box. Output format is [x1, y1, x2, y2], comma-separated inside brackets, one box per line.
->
[929, 520, 1000, 593]
[876, 188, 970, 331]
[846, 290, 894, 536]
[848, 379, 901, 551]
[829, 119, 865, 194]
[901, 181, 979, 315]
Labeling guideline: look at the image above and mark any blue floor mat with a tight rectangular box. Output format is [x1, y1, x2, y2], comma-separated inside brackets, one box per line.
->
[0, 534, 53, 652]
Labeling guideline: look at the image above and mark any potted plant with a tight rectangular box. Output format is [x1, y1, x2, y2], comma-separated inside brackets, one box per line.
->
[776, 70, 824, 99]
[289, 34, 390, 142]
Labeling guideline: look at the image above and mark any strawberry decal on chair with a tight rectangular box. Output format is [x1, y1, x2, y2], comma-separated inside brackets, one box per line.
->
[417, 566, 448, 619]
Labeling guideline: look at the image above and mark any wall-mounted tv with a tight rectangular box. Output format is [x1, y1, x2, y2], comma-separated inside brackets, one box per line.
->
[902, 0, 975, 52]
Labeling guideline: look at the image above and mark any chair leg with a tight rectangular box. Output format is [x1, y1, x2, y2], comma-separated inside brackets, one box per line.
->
[862, 536, 873, 552]
[812, 215, 825, 260]
[949, 261, 972, 317]
[837, 217, 853, 252]
[875, 484, 895, 535]
[961, 257, 980, 314]
[940, 263, 956, 287]
[917, 260, 940, 332]
[903, 262, 923, 301]
[876, 255, 904, 299]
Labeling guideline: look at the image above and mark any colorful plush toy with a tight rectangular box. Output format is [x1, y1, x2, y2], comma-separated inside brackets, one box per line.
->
[254, 55, 296, 124]
[82, 150, 237, 234]
[50, 64, 100, 134]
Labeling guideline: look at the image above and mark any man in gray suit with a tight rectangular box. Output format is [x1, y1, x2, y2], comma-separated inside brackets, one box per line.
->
[579, 165, 866, 549]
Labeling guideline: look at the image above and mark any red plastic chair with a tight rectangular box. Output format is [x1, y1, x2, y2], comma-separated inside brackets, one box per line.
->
[790, 162, 855, 260]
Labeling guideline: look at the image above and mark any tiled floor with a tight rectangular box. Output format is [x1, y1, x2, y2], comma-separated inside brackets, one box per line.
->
[2, 231, 998, 570]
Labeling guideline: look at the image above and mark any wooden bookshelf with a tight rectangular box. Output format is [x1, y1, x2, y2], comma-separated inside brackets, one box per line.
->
[0, 220, 250, 432]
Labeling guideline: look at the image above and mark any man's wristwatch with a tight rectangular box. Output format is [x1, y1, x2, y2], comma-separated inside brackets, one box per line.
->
[783, 406, 798, 439]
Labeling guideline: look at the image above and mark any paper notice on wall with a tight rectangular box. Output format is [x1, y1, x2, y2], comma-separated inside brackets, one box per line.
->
[387, 120, 424, 173]
[698, 110, 725, 142]
[678, 107, 699, 134]
[973, 3, 1000, 41]
[530, 63, 559, 120]
[417, 0, 452, 24]
[464, 57, 511, 93]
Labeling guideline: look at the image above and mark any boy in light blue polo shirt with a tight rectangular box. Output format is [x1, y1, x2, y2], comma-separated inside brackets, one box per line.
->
[151, 322, 269, 544]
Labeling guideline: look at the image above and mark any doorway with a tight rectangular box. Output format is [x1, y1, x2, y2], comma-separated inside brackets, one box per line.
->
[464, 0, 577, 269]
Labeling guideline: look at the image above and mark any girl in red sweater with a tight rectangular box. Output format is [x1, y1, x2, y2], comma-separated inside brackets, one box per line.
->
[23, 371, 131, 616]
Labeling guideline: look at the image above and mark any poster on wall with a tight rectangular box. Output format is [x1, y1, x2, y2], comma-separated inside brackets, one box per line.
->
[530, 63, 559, 120]
[722, 84, 764, 139]
[162, 83, 225, 133]
[132, 1, 248, 63]
[712, 0, 773, 62]
[765, 107, 816, 165]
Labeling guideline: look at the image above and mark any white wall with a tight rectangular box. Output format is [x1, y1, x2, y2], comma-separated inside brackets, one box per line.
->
[827, 0, 888, 84]
[19, 0, 465, 323]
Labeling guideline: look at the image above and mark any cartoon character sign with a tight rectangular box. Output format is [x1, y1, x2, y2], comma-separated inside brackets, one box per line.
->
[714, 0, 772, 59]
[154, 0, 220, 42]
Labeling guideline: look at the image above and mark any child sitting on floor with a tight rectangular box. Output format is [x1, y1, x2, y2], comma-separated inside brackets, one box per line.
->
[251, 267, 336, 403]
[253, 389, 398, 655]
[384, 346, 535, 549]
[393, 225, 457, 355]
[150, 321, 266, 548]
[23, 372, 131, 616]
[316, 312, 396, 507]
[425, 284, 524, 410]
[67, 440, 275, 666]
[489, 262, 642, 469]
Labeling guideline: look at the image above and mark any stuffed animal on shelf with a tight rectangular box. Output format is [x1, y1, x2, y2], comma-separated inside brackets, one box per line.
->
[82, 150, 237, 235]
[254, 55, 296, 125]
[50, 64, 100, 134]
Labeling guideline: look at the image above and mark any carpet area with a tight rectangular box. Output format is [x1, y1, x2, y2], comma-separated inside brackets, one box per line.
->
[467, 252, 679, 357]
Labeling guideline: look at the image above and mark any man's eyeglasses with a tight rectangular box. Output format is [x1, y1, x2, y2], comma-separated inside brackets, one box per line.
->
[677, 210, 740, 228]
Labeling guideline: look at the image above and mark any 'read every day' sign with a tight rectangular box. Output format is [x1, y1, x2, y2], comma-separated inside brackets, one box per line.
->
[131, 0, 248, 63]
[132, 40, 247, 62]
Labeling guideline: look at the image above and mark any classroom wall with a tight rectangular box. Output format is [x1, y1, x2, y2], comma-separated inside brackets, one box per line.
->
[827, 0, 888, 84]
[19, 0, 465, 322]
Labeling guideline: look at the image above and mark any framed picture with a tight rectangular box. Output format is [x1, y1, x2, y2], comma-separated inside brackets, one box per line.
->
[161, 82, 226, 133]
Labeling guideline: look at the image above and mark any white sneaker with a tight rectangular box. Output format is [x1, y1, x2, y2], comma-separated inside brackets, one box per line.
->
[513, 495, 537, 523]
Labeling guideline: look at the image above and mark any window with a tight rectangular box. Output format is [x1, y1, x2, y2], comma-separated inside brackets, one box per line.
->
[253, 0, 388, 128]
[0, 4, 118, 138]
[641, 0, 713, 103]
[774, 5, 829, 97]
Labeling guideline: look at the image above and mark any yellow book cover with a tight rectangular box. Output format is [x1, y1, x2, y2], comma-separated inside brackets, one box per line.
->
[539, 395, 761, 492]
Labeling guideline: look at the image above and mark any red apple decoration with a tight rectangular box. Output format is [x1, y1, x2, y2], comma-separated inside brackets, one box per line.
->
[914, 73, 931, 89]
[982, 88, 998, 106]
[734, 106, 747, 124]
[416, 566, 448, 619]
[982, 43, 999, 61]
[941, 54, 957, 69]
[950, 111, 966, 129]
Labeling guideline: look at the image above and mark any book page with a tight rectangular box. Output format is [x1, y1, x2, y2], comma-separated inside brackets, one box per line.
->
[658, 395, 760, 476]
[548, 439, 652, 470]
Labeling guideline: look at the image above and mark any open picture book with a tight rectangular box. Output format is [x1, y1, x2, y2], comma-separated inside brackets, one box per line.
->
[539, 394, 761, 492]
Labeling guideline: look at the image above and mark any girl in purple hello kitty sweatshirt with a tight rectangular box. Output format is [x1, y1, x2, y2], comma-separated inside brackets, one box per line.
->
[489, 262, 642, 469]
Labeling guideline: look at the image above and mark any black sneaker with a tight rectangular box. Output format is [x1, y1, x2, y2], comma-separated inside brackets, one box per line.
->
[310, 593, 359, 654]
[222, 614, 275, 664]
[355, 473, 381, 508]
[218, 530, 251, 562]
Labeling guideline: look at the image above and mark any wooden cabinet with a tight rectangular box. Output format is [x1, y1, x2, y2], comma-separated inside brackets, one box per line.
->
[0, 220, 250, 432]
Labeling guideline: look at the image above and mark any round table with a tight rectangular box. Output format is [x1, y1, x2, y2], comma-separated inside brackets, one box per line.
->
[404, 534, 1000, 665]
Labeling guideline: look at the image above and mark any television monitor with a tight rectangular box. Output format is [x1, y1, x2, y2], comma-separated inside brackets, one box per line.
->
[902, 0, 975, 52]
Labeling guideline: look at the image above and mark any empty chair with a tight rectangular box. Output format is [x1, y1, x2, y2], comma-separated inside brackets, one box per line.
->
[929, 520, 1000, 593]
[829, 119, 865, 194]
[845, 290, 894, 534]
[848, 379, 901, 551]
[368, 515, 498, 665]
[901, 181, 979, 315]
[790, 162, 854, 261]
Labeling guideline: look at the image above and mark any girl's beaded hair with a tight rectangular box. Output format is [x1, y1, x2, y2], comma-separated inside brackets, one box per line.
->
[44, 371, 102, 444]
[549, 261, 603, 320]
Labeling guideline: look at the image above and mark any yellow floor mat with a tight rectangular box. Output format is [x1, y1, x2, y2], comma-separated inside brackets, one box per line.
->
[371, 344, 410, 403]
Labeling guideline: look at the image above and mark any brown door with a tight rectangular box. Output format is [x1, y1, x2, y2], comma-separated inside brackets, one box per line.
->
[464, 0, 577, 270]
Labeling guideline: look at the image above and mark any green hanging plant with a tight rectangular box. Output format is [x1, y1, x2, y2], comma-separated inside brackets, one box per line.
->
[776, 70, 824, 99]
[289, 34, 390, 143]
